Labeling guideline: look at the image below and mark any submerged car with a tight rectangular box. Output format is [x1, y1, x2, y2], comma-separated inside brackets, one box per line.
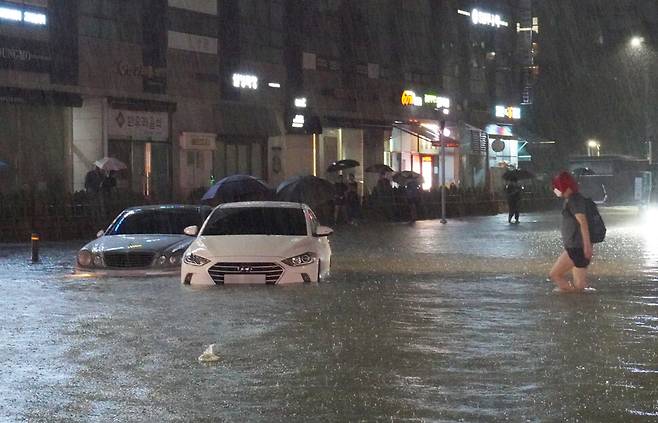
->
[76, 205, 210, 276]
[181, 201, 332, 285]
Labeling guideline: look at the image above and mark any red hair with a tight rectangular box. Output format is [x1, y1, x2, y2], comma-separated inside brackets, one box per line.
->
[552, 171, 579, 193]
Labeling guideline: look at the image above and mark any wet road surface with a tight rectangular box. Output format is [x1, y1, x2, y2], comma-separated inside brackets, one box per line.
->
[1, 207, 657, 421]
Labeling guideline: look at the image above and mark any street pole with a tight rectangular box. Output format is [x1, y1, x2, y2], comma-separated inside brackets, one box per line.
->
[644, 63, 652, 164]
[439, 119, 447, 224]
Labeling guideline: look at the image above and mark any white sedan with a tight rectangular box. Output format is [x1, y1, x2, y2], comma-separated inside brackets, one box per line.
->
[181, 202, 332, 285]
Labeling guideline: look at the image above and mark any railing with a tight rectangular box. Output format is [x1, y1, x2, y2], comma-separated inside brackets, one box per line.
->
[0, 191, 161, 243]
[0, 189, 561, 242]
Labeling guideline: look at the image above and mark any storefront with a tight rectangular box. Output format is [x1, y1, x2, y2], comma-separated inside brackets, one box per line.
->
[107, 106, 172, 199]
[486, 123, 521, 169]
[0, 87, 82, 194]
[389, 121, 460, 190]
[178, 132, 216, 197]
[214, 102, 279, 184]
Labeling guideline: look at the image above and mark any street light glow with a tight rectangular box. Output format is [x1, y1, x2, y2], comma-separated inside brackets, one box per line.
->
[587, 139, 599, 148]
[630, 36, 645, 49]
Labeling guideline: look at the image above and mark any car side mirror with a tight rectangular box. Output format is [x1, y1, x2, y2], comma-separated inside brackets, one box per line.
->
[184, 225, 199, 236]
[314, 225, 333, 237]
[96, 230, 104, 238]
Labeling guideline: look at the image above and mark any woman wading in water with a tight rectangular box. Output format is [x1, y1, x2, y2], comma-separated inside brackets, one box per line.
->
[549, 171, 593, 293]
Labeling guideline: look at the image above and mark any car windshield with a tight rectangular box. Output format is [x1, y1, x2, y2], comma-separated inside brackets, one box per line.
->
[202, 207, 307, 236]
[107, 209, 203, 235]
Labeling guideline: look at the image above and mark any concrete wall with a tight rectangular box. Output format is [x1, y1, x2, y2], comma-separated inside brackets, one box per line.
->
[72, 98, 105, 192]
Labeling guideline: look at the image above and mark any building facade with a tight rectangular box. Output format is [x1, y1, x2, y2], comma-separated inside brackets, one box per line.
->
[0, 0, 540, 200]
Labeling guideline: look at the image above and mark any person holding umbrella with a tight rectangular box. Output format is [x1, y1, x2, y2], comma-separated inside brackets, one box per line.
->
[504, 176, 522, 223]
[502, 168, 533, 223]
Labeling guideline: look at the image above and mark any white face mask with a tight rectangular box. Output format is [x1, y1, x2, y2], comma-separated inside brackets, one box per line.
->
[553, 188, 563, 197]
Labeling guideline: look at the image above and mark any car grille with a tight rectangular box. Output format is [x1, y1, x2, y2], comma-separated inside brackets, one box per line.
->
[103, 252, 155, 268]
[208, 262, 284, 284]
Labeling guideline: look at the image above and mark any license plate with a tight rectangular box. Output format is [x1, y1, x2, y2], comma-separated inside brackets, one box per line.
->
[224, 274, 266, 284]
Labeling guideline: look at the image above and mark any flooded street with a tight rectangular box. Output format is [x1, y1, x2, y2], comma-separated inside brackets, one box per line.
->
[1, 207, 657, 422]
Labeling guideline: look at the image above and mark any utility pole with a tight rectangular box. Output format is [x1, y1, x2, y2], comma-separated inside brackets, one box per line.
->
[439, 119, 447, 224]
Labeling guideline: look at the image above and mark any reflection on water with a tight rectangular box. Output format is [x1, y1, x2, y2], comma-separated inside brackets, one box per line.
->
[0, 207, 657, 421]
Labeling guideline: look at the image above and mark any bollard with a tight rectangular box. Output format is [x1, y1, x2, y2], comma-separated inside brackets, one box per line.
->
[31, 232, 40, 263]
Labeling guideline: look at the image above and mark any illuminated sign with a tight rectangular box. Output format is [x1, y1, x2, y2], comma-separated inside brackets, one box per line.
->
[457, 8, 508, 28]
[232, 73, 258, 89]
[402, 90, 451, 109]
[294, 97, 307, 108]
[292, 114, 305, 128]
[423, 94, 450, 109]
[495, 106, 521, 120]
[401, 90, 422, 106]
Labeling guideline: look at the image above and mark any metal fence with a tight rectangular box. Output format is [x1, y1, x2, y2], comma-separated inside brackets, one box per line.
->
[0, 189, 560, 243]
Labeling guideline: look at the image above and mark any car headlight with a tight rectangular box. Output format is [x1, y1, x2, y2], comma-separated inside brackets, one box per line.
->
[282, 252, 316, 267]
[183, 253, 210, 266]
[169, 254, 182, 265]
[93, 254, 103, 267]
[157, 255, 167, 266]
[77, 250, 92, 267]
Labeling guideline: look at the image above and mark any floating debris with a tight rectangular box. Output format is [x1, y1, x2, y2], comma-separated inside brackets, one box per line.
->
[198, 344, 221, 363]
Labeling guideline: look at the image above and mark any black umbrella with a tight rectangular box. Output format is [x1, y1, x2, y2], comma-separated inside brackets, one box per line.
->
[275, 175, 335, 207]
[502, 169, 535, 181]
[201, 174, 271, 204]
[365, 163, 394, 173]
[392, 170, 424, 185]
[572, 167, 596, 176]
[327, 159, 360, 173]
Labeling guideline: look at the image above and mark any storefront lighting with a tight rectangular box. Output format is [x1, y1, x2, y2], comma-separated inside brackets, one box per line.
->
[232, 73, 258, 89]
[23, 11, 46, 25]
[495, 106, 521, 120]
[294, 97, 307, 108]
[421, 123, 439, 133]
[0, 7, 22, 21]
[292, 114, 305, 128]
[268, 82, 281, 88]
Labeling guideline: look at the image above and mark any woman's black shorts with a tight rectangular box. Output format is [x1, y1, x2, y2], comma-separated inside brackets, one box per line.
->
[566, 248, 590, 268]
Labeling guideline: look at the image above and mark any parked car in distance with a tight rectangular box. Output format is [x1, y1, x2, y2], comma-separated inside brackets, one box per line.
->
[76, 205, 211, 276]
[181, 201, 332, 285]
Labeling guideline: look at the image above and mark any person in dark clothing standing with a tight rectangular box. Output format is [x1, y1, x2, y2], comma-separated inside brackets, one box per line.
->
[548, 171, 593, 293]
[346, 173, 360, 224]
[505, 177, 522, 223]
[84, 165, 103, 195]
[333, 174, 348, 224]
[405, 178, 421, 222]
[100, 171, 117, 198]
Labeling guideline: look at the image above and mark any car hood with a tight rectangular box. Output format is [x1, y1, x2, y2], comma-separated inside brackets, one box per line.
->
[191, 235, 314, 258]
[82, 234, 193, 254]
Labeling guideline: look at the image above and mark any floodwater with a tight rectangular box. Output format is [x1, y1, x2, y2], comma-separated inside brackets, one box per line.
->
[1, 207, 657, 422]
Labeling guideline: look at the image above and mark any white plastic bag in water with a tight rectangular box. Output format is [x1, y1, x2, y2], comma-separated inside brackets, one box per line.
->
[198, 344, 221, 363]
